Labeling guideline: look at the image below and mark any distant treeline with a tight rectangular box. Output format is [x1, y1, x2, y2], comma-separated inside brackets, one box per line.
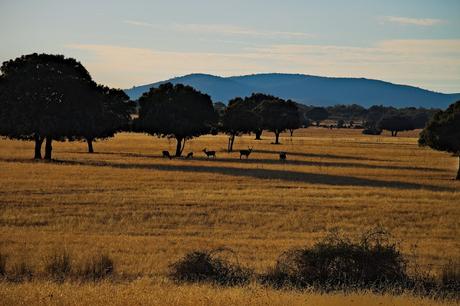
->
[1, 53, 458, 179]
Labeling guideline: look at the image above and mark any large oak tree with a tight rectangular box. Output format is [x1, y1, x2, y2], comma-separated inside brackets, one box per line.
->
[136, 83, 217, 157]
[419, 101, 460, 180]
[0, 53, 95, 160]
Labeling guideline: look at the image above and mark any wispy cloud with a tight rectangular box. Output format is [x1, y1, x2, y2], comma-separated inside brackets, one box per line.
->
[66, 39, 460, 92]
[382, 16, 444, 26]
[123, 20, 314, 39]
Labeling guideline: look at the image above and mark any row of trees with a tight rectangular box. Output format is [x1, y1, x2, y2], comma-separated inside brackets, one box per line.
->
[0, 53, 458, 179]
[135, 88, 303, 156]
[0, 54, 135, 160]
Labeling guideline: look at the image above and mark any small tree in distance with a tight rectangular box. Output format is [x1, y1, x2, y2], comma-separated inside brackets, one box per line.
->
[378, 114, 414, 136]
[136, 83, 217, 157]
[306, 107, 329, 126]
[419, 101, 460, 180]
[256, 98, 300, 144]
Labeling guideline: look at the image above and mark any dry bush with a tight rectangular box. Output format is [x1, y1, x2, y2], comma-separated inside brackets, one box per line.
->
[261, 228, 408, 290]
[0, 253, 7, 277]
[9, 261, 34, 282]
[440, 260, 460, 293]
[169, 248, 252, 286]
[44, 250, 73, 282]
[77, 254, 114, 281]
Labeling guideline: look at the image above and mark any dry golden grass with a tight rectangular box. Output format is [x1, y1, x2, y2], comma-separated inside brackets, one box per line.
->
[0, 278, 457, 306]
[0, 127, 459, 304]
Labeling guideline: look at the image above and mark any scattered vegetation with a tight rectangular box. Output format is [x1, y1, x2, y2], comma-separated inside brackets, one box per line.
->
[169, 248, 252, 286]
[77, 254, 115, 281]
[44, 250, 73, 282]
[261, 228, 409, 290]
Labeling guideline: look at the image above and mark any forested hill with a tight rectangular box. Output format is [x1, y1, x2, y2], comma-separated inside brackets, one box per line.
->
[125, 73, 460, 108]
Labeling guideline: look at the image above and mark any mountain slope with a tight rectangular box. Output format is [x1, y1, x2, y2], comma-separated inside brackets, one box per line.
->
[125, 73, 460, 108]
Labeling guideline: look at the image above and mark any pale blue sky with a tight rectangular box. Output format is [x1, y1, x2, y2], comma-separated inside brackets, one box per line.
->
[1, 0, 459, 92]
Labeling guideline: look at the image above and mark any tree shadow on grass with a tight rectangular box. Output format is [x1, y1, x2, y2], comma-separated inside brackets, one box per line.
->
[2, 158, 453, 192]
[64, 151, 445, 173]
[252, 149, 394, 162]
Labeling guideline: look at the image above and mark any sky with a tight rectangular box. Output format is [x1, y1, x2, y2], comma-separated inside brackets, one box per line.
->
[1, 0, 459, 92]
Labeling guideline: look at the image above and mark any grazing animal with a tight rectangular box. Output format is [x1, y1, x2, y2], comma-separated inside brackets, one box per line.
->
[279, 152, 287, 161]
[203, 148, 216, 158]
[186, 152, 193, 159]
[162, 151, 172, 159]
[239, 147, 253, 159]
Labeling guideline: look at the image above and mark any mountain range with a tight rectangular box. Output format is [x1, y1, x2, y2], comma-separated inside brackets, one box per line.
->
[124, 73, 460, 109]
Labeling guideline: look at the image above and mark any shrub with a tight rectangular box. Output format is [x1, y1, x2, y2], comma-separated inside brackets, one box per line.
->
[9, 261, 34, 282]
[440, 261, 460, 293]
[78, 254, 114, 281]
[262, 228, 408, 290]
[0, 253, 7, 277]
[169, 248, 252, 286]
[44, 250, 73, 282]
[362, 127, 382, 135]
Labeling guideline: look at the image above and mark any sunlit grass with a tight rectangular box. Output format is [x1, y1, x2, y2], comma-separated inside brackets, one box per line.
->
[0, 127, 458, 304]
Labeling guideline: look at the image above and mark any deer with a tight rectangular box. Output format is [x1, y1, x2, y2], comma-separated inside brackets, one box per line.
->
[279, 152, 287, 161]
[203, 148, 216, 158]
[239, 147, 253, 159]
[185, 152, 193, 159]
[162, 151, 172, 159]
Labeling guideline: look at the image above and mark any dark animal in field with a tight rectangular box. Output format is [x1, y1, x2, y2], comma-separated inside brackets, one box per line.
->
[279, 152, 287, 161]
[203, 148, 216, 158]
[162, 151, 172, 159]
[186, 152, 193, 159]
[239, 147, 253, 159]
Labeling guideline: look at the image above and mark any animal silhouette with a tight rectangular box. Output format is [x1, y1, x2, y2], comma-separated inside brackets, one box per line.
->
[239, 147, 253, 159]
[203, 148, 216, 158]
[162, 151, 172, 159]
[279, 152, 287, 161]
[185, 152, 193, 159]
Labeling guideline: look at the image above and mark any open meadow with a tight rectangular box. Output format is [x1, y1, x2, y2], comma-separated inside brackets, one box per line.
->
[0, 127, 459, 305]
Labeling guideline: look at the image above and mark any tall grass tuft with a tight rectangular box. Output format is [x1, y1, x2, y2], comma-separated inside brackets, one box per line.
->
[9, 261, 34, 282]
[0, 253, 7, 277]
[78, 254, 114, 281]
[44, 250, 73, 282]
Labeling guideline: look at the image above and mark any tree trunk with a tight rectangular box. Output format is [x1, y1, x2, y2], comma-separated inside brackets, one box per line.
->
[228, 134, 235, 152]
[289, 129, 294, 137]
[175, 137, 183, 157]
[255, 130, 262, 140]
[87, 138, 94, 153]
[457, 156, 460, 180]
[394, 131, 398, 137]
[316, 121, 320, 126]
[44, 137, 52, 160]
[34, 134, 44, 159]
[274, 131, 280, 144]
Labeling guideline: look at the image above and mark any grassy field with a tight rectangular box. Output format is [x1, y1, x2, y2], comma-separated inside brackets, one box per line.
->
[0, 127, 459, 305]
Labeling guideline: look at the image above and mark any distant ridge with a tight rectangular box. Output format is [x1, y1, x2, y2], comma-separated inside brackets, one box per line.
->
[125, 73, 460, 108]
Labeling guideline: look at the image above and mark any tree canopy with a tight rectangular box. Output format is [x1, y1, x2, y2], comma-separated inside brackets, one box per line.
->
[255, 98, 300, 144]
[378, 114, 414, 136]
[221, 97, 262, 152]
[419, 101, 460, 179]
[136, 83, 217, 157]
[0, 53, 95, 159]
[79, 85, 135, 153]
[306, 107, 329, 126]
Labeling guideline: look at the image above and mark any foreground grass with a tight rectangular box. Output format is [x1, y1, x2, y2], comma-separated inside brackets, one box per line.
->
[0, 278, 456, 306]
[0, 128, 459, 303]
